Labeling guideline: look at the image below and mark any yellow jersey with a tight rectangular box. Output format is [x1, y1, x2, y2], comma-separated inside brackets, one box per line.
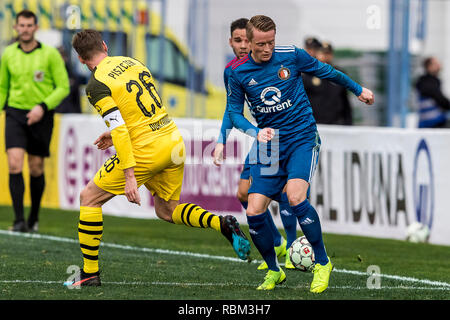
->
[86, 56, 176, 169]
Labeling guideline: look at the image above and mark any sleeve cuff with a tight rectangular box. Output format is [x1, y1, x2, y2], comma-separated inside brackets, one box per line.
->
[354, 85, 363, 97]
[39, 102, 49, 112]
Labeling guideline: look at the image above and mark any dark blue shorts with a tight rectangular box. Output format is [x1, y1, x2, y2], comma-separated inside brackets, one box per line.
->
[247, 130, 320, 200]
[240, 154, 251, 180]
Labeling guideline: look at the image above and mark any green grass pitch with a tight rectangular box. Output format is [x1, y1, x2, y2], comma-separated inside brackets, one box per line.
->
[1, 205, 449, 300]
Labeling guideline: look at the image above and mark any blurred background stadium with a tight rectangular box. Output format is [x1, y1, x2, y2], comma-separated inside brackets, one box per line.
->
[1, 0, 450, 247]
[1, 0, 448, 126]
[2, 0, 450, 300]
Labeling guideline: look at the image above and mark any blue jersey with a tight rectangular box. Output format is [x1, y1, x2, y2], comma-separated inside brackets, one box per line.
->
[226, 46, 362, 140]
[217, 57, 239, 144]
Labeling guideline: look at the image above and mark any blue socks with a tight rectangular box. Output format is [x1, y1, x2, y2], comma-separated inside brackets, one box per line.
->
[247, 211, 280, 271]
[241, 201, 282, 247]
[278, 193, 297, 249]
[290, 199, 329, 266]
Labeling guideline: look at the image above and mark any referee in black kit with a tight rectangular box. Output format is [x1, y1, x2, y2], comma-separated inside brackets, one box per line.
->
[0, 10, 69, 232]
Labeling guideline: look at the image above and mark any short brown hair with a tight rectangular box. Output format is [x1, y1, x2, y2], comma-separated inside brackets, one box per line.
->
[246, 15, 276, 41]
[16, 10, 38, 25]
[72, 29, 105, 60]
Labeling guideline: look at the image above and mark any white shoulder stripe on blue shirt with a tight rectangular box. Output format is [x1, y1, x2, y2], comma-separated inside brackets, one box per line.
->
[275, 45, 295, 52]
[275, 49, 295, 53]
[275, 45, 295, 49]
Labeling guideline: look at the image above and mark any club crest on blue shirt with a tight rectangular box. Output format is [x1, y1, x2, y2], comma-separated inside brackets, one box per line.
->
[278, 66, 290, 80]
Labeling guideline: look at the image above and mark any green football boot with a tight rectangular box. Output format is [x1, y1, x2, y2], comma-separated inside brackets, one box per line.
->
[257, 269, 286, 290]
[310, 258, 333, 293]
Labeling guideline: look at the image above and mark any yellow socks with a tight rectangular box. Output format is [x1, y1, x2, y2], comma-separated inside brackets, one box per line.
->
[78, 206, 103, 274]
[172, 203, 221, 232]
[78, 204, 221, 273]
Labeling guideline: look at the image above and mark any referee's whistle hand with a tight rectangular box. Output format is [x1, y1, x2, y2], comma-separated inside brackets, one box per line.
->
[26, 105, 45, 125]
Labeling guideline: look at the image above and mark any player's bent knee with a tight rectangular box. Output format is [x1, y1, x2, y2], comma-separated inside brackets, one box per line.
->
[246, 205, 265, 217]
[236, 179, 250, 203]
[29, 166, 44, 177]
[79, 181, 114, 207]
[79, 186, 92, 207]
[7, 157, 24, 173]
[236, 190, 248, 203]
[287, 193, 307, 207]
[8, 164, 22, 174]
[28, 156, 44, 177]
[246, 209, 260, 217]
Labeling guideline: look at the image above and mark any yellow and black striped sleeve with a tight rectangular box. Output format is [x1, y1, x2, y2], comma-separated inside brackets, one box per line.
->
[86, 75, 136, 170]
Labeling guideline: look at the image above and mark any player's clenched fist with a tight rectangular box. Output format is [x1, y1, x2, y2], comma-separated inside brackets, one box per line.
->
[358, 87, 375, 105]
[257, 128, 275, 143]
[213, 143, 225, 166]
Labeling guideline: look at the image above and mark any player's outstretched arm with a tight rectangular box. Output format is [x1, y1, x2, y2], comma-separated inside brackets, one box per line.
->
[298, 48, 371, 101]
[226, 71, 261, 137]
[217, 110, 234, 145]
[357, 87, 375, 105]
[214, 110, 234, 167]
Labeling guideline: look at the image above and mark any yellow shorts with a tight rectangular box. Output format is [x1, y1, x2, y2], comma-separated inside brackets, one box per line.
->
[93, 124, 186, 201]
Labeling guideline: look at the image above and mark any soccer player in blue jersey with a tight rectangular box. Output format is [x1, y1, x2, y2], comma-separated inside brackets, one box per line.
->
[226, 15, 374, 292]
[213, 18, 298, 270]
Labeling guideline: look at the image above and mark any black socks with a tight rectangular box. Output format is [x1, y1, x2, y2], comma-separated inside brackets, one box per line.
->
[9, 173, 25, 223]
[8, 172, 45, 226]
[28, 174, 45, 226]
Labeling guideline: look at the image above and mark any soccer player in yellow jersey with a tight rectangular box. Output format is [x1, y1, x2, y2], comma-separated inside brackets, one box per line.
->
[70, 30, 251, 286]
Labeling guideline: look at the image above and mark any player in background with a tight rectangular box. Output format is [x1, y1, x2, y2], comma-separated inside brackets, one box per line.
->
[70, 29, 250, 286]
[227, 15, 374, 291]
[303, 37, 322, 58]
[0, 10, 70, 232]
[213, 18, 297, 270]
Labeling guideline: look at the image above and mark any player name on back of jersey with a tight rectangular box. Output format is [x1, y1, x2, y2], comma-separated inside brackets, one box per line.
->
[107, 59, 137, 79]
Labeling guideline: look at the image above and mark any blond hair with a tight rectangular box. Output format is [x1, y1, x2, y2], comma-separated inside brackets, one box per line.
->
[246, 15, 276, 41]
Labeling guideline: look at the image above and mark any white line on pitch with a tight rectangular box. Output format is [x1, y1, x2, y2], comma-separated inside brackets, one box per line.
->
[1, 229, 449, 289]
[1, 279, 450, 291]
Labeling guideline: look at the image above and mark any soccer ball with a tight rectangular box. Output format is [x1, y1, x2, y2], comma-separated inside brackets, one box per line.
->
[289, 236, 315, 272]
[406, 222, 430, 243]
